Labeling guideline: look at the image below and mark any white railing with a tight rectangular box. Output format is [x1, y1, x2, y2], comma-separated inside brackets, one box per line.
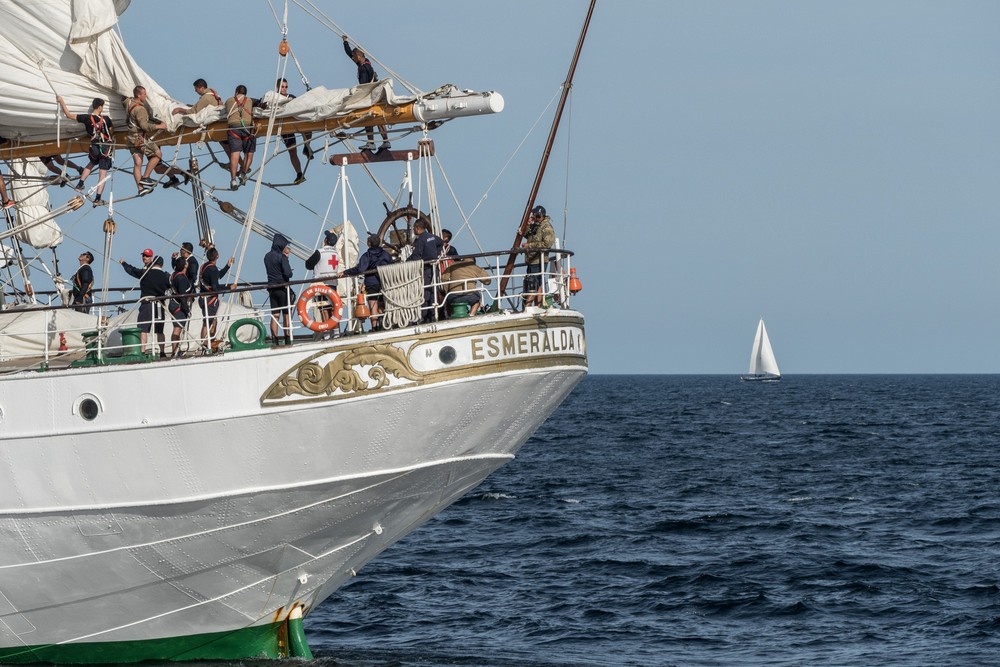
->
[0, 248, 577, 372]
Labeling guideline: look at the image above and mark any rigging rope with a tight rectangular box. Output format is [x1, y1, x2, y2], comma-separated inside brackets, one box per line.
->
[431, 153, 485, 254]
[377, 261, 422, 329]
[100, 218, 114, 310]
[466, 85, 561, 222]
[229, 42, 292, 291]
[290, 0, 424, 96]
[266, 0, 313, 91]
[562, 87, 573, 245]
[36, 62, 61, 148]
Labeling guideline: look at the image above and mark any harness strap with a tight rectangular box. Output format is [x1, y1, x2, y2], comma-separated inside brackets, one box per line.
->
[199, 261, 217, 292]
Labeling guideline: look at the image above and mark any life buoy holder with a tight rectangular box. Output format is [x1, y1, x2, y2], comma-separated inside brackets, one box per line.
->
[228, 318, 268, 351]
[296, 284, 342, 332]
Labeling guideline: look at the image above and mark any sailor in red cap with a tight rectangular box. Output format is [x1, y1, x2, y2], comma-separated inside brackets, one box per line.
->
[120, 248, 170, 357]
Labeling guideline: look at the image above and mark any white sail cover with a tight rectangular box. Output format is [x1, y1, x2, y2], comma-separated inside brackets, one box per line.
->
[179, 83, 413, 130]
[0, 0, 183, 142]
[0, 2, 493, 144]
[8, 159, 62, 248]
[332, 221, 360, 298]
[0, 307, 97, 364]
[747, 318, 780, 377]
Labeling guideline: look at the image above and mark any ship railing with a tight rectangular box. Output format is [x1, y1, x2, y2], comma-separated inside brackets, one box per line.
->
[302, 247, 578, 329]
[0, 248, 577, 370]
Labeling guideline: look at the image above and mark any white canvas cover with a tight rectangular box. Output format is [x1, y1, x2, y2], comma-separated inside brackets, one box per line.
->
[0, 0, 182, 142]
[178, 82, 413, 131]
[332, 221, 360, 299]
[0, 3, 483, 147]
[0, 306, 98, 363]
[8, 159, 62, 248]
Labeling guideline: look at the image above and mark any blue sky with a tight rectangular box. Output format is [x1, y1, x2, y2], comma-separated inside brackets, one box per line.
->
[88, 2, 1000, 373]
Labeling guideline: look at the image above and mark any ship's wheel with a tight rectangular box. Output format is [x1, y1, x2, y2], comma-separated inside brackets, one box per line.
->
[376, 202, 432, 259]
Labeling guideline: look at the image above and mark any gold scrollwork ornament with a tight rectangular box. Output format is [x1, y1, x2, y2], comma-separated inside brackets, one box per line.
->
[264, 344, 422, 400]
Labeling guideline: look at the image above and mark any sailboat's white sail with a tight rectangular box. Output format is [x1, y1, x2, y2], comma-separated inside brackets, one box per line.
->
[744, 318, 780, 380]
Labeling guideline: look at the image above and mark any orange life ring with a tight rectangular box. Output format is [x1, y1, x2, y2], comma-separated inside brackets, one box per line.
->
[296, 283, 342, 332]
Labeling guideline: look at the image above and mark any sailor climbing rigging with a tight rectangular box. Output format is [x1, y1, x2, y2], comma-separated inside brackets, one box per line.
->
[125, 86, 185, 195]
[224, 85, 265, 190]
[342, 35, 390, 153]
[57, 95, 114, 207]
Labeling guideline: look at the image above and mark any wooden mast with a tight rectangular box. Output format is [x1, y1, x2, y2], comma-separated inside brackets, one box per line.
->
[498, 0, 597, 296]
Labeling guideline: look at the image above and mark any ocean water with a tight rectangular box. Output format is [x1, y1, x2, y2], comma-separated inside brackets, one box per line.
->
[299, 375, 1000, 666]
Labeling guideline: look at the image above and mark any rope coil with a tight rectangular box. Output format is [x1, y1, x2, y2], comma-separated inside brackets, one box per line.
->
[377, 261, 422, 329]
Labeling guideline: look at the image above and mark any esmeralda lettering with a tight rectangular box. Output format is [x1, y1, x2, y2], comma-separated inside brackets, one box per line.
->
[469, 329, 581, 361]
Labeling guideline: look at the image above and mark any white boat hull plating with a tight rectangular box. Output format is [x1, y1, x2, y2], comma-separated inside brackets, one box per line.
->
[0, 311, 586, 649]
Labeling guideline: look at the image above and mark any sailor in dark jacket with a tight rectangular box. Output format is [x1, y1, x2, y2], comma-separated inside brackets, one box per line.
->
[410, 220, 441, 322]
[71, 251, 95, 313]
[343, 37, 376, 85]
[120, 249, 169, 356]
[176, 241, 198, 285]
[341, 235, 392, 293]
[341, 35, 390, 152]
[264, 233, 294, 345]
[168, 256, 193, 357]
[339, 234, 394, 330]
[198, 246, 233, 351]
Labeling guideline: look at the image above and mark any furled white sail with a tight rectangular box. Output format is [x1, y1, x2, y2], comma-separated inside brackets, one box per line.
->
[8, 159, 62, 248]
[745, 318, 780, 379]
[0, 2, 500, 146]
[0, 0, 181, 143]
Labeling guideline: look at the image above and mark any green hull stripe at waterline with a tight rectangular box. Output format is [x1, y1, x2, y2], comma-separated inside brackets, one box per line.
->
[0, 621, 289, 664]
[287, 612, 313, 660]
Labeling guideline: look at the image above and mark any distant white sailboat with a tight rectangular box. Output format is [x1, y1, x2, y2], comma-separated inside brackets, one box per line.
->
[741, 318, 781, 381]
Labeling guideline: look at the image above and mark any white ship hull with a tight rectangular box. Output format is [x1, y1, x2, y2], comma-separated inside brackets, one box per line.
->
[0, 310, 586, 662]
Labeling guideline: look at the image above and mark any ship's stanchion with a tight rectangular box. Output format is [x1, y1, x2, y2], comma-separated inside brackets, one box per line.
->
[286, 605, 313, 660]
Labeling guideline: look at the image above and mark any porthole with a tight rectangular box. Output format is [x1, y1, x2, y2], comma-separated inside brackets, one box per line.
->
[74, 395, 102, 421]
[438, 345, 457, 365]
[79, 399, 99, 421]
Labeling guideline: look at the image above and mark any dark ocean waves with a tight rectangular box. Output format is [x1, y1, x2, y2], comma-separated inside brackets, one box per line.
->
[303, 376, 1000, 666]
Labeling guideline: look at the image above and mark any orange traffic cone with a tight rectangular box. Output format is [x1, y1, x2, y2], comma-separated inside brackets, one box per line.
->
[354, 293, 371, 319]
[568, 267, 583, 295]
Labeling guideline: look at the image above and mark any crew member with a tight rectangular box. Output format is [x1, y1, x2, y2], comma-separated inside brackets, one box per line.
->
[274, 77, 311, 184]
[341, 35, 390, 152]
[198, 246, 233, 352]
[264, 233, 294, 345]
[225, 84, 265, 190]
[521, 205, 555, 308]
[410, 220, 441, 322]
[57, 95, 114, 207]
[168, 256, 194, 357]
[120, 249, 170, 357]
[125, 86, 185, 194]
[71, 251, 95, 313]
